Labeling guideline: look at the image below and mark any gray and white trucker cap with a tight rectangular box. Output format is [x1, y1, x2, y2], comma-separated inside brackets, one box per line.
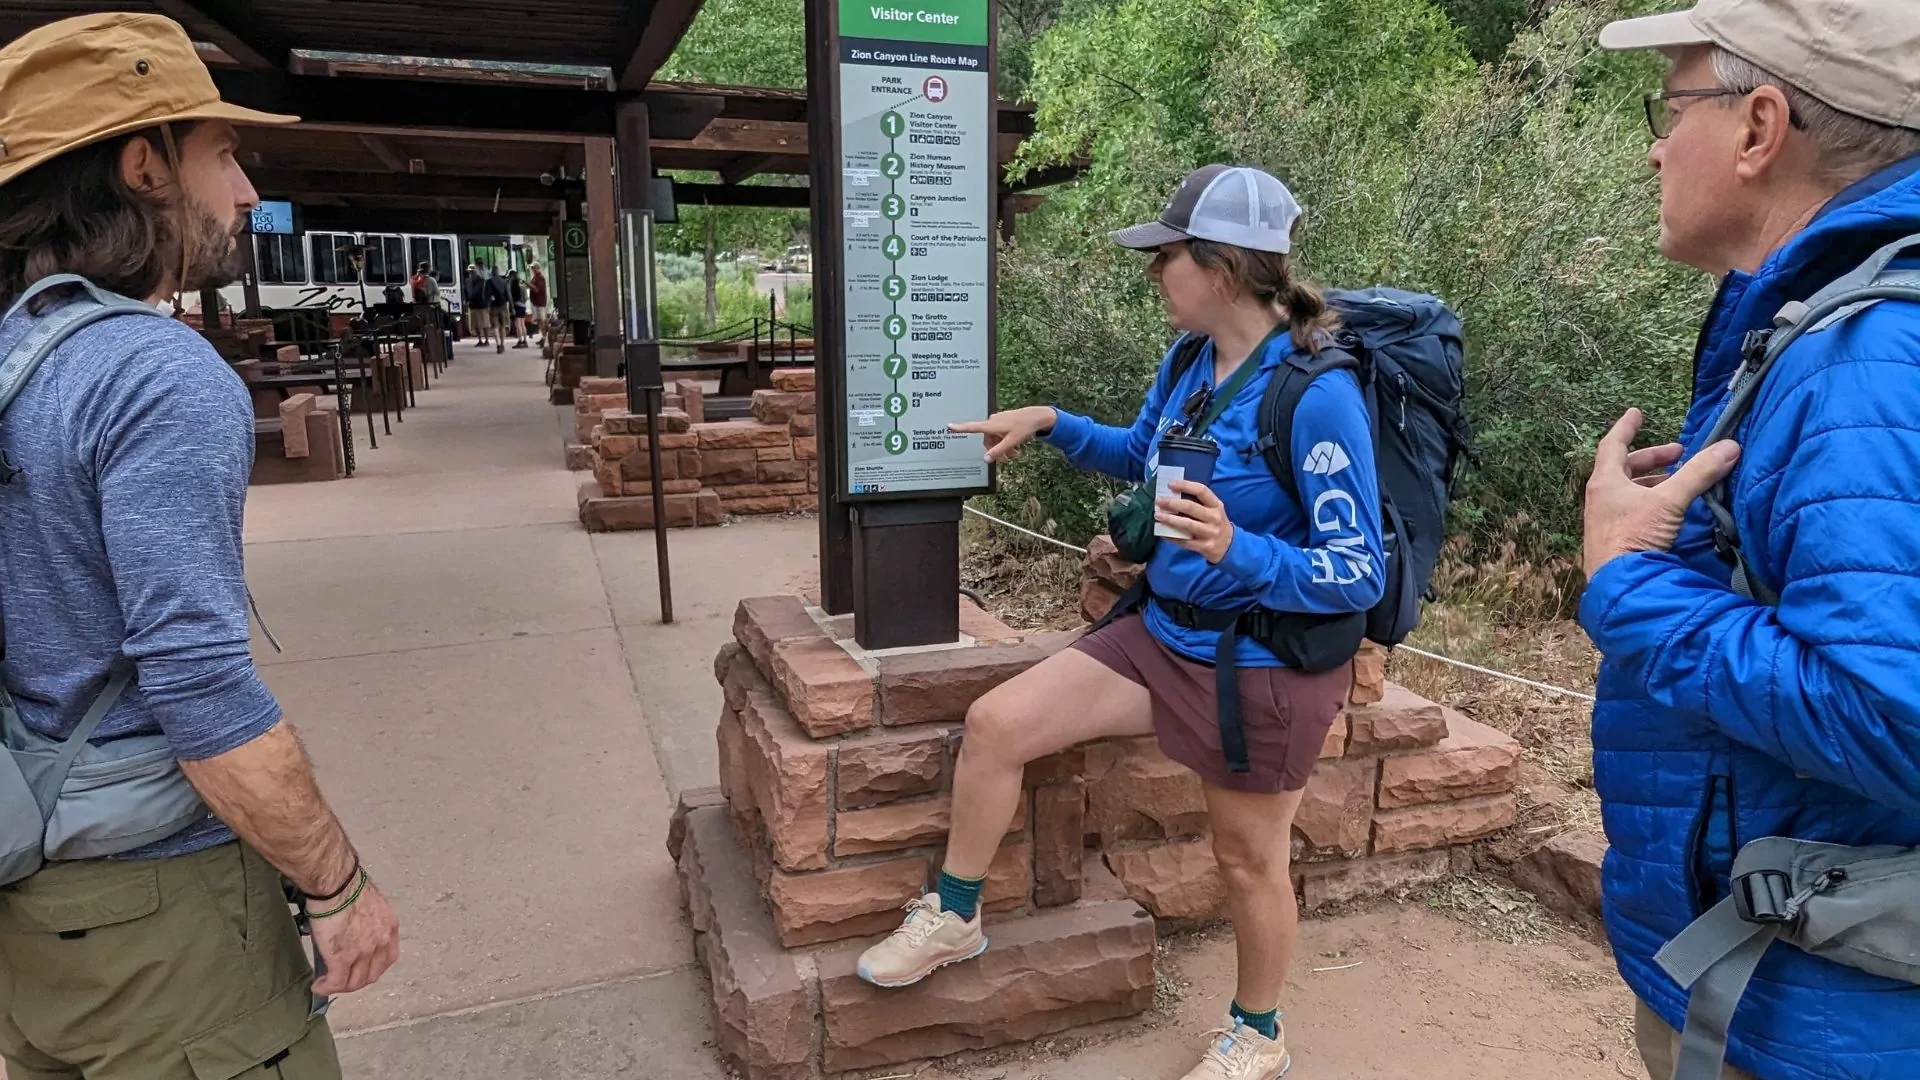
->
[1112, 164, 1304, 255]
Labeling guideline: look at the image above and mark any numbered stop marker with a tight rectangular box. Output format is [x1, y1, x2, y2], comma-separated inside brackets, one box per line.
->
[885, 430, 908, 455]
[880, 111, 907, 138]
[882, 234, 907, 260]
[881, 193, 906, 220]
[885, 393, 909, 418]
[883, 276, 906, 301]
[923, 76, 948, 103]
[884, 314, 907, 340]
[882, 353, 908, 378]
[881, 153, 905, 179]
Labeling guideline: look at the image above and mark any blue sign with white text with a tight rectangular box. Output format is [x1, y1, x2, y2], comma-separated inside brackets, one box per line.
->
[249, 201, 295, 235]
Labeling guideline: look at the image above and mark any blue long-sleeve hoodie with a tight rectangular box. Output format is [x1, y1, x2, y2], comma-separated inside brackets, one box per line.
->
[1578, 156, 1920, 1079]
[1045, 331, 1385, 666]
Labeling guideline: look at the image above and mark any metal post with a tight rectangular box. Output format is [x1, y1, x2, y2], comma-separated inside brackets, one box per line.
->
[616, 99, 673, 625]
[806, 0, 855, 613]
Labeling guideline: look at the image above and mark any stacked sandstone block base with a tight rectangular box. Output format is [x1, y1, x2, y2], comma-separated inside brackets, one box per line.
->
[577, 368, 820, 532]
[676, 590, 1519, 1079]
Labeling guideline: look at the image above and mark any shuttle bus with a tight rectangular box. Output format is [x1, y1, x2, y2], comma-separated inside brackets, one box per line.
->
[201, 228, 548, 318]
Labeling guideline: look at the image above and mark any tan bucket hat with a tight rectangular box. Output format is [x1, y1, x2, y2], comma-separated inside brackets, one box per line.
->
[1599, 0, 1920, 130]
[0, 12, 298, 188]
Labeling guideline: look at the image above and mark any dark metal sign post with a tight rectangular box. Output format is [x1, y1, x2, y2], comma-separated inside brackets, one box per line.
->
[808, 0, 997, 649]
[615, 100, 674, 625]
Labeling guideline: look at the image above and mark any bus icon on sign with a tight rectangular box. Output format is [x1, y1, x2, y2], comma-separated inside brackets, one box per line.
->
[923, 76, 948, 103]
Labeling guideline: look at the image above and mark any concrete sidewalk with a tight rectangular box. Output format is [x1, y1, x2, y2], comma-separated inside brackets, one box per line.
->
[244, 339, 815, 1076]
[239, 341, 1635, 1080]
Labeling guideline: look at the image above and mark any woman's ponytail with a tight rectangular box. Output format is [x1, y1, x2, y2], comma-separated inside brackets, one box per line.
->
[1185, 239, 1341, 353]
[1282, 274, 1339, 354]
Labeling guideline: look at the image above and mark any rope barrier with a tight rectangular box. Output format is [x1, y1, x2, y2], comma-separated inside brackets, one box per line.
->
[961, 504, 1597, 703]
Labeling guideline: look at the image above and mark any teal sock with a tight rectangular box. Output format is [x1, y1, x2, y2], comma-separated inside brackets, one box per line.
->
[1230, 1002, 1279, 1041]
[936, 869, 984, 921]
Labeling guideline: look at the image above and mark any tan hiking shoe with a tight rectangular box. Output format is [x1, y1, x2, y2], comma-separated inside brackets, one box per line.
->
[1180, 1018, 1291, 1080]
[855, 894, 987, 988]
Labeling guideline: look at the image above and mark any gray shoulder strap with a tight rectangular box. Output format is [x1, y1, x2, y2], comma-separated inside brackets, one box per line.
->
[36, 668, 134, 813]
[0, 275, 165, 419]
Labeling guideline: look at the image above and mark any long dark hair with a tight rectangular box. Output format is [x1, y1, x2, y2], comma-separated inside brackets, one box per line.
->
[1185, 238, 1339, 353]
[0, 128, 189, 311]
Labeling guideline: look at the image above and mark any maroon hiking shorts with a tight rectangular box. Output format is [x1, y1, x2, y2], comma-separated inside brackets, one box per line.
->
[1073, 614, 1350, 793]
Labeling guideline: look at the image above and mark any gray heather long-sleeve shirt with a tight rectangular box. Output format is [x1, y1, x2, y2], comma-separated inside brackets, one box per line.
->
[0, 298, 281, 858]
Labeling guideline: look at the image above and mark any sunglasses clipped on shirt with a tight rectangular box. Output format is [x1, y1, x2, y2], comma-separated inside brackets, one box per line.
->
[1167, 383, 1214, 439]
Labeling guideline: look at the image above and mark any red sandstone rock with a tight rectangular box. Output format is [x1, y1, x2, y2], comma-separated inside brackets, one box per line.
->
[695, 420, 792, 450]
[793, 435, 817, 459]
[735, 683, 832, 871]
[1377, 712, 1521, 809]
[1032, 781, 1086, 907]
[1107, 838, 1225, 921]
[667, 786, 726, 863]
[756, 442, 794, 461]
[563, 443, 593, 471]
[1344, 684, 1449, 755]
[675, 805, 817, 1080]
[714, 641, 747, 686]
[578, 376, 625, 396]
[1084, 738, 1208, 844]
[758, 457, 810, 484]
[837, 726, 948, 809]
[1297, 849, 1452, 909]
[1350, 640, 1387, 704]
[1079, 578, 1127, 625]
[1372, 793, 1518, 854]
[771, 636, 876, 737]
[835, 797, 951, 856]
[732, 596, 824, 678]
[715, 705, 756, 819]
[722, 494, 797, 515]
[876, 633, 1075, 726]
[658, 407, 692, 433]
[661, 478, 703, 494]
[790, 410, 816, 435]
[982, 838, 1033, 913]
[1294, 757, 1377, 858]
[577, 482, 719, 530]
[816, 897, 1155, 1072]
[703, 447, 760, 486]
[771, 367, 815, 392]
[768, 854, 929, 947]
[958, 599, 1020, 642]
[1023, 746, 1086, 786]
[1079, 536, 1144, 623]
[752, 390, 810, 425]
[1319, 713, 1349, 759]
[1511, 830, 1606, 918]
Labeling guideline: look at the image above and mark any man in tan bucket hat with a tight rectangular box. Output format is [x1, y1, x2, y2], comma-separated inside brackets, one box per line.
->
[1578, 3, 1920, 1079]
[0, 14, 398, 1079]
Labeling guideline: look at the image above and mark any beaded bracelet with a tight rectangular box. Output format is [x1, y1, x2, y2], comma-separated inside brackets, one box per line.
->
[308, 866, 369, 920]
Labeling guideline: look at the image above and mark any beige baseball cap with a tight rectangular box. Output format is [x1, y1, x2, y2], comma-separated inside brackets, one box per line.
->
[0, 12, 298, 188]
[1599, 0, 1919, 130]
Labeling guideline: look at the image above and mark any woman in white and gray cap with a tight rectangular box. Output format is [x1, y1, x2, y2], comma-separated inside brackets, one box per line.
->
[858, 165, 1387, 1080]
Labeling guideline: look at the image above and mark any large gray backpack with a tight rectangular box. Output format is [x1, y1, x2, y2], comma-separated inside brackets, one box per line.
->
[1656, 235, 1920, 1079]
[0, 275, 209, 886]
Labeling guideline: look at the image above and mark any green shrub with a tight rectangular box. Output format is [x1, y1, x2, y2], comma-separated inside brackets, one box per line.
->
[990, 0, 1708, 560]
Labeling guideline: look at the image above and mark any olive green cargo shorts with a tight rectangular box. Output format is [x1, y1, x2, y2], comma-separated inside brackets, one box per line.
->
[0, 841, 339, 1079]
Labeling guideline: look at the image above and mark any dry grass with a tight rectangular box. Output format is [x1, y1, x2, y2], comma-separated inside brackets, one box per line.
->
[959, 507, 1086, 632]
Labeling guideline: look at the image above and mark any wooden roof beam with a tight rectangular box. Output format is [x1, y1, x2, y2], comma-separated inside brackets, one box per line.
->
[250, 170, 581, 201]
[152, 0, 288, 71]
[357, 135, 411, 173]
[615, 0, 709, 92]
[718, 153, 782, 186]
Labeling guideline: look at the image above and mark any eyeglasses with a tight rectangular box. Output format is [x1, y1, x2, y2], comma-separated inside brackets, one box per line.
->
[1643, 87, 1808, 140]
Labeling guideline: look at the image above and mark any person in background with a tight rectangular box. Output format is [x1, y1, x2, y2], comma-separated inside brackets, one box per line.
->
[0, 14, 400, 1079]
[1583, 2, 1920, 1077]
[509, 268, 530, 349]
[528, 262, 549, 342]
[462, 263, 489, 346]
[410, 261, 439, 306]
[485, 265, 510, 354]
[859, 165, 1384, 1080]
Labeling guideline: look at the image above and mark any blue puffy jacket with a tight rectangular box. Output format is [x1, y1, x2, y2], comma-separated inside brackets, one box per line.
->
[1578, 156, 1920, 1080]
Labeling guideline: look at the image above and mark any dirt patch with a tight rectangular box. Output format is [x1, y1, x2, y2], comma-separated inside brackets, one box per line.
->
[904, 898, 1637, 1080]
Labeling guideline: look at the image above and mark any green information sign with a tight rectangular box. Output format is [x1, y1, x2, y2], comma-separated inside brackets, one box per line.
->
[838, 0, 988, 46]
[561, 221, 589, 257]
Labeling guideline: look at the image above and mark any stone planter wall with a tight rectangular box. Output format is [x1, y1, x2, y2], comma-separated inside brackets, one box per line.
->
[575, 368, 821, 531]
[675, 574, 1520, 1078]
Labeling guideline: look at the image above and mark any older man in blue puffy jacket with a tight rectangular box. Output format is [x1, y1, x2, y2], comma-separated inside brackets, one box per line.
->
[1580, 3, 1920, 1079]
